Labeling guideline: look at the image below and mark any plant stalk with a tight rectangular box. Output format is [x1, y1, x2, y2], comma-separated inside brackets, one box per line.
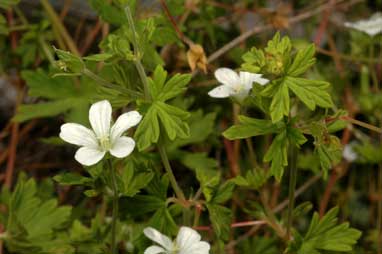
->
[108, 159, 119, 254]
[40, 0, 80, 55]
[157, 144, 186, 202]
[286, 144, 298, 239]
[124, 6, 186, 202]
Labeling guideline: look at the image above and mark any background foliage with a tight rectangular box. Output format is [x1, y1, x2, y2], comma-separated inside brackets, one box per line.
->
[0, 0, 382, 253]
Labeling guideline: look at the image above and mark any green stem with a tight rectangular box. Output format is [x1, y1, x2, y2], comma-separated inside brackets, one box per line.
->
[286, 144, 298, 239]
[40, 0, 80, 55]
[39, 36, 55, 65]
[158, 144, 186, 201]
[108, 159, 119, 254]
[369, 41, 379, 91]
[82, 68, 141, 97]
[125, 6, 150, 101]
[124, 6, 186, 202]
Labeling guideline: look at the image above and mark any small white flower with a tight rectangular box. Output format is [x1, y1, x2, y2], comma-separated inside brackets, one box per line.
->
[344, 13, 382, 37]
[143, 226, 210, 254]
[208, 67, 269, 101]
[343, 143, 357, 162]
[59, 100, 142, 166]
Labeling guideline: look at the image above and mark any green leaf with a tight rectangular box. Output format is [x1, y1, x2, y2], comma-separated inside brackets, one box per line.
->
[270, 82, 289, 123]
[297, 208, 362, 253]
[244, 168, 270, 190]
[206, 204, 232, 241]
[134, 104, 161, 150]
[195, 168, 220, 202]
[156, 102, 190, 140]
[83, 53, 113, 62]
[0, 0, 20, 9]
[88, 0, 126, 25]
[210, 181, 235, 204]
[120, 167, 154, 197]
[5, 176, 72, 253]
[149, 207, 178, 236]
[53, 173, 93, 186]
[14, 98, 81, 122]
[223, 115, 283, 140]
[149, 65, 191, 102]
[285, 77, 333, 111]
[180, 152, 217, 171]
[171, 110, 216, 148]
[264, 131, 288, 181]
[287, 44, 316, 77]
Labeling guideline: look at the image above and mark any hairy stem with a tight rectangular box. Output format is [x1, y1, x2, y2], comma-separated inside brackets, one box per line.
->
[125, 6, 150, 101]
[108, 159, 119, 254]
[158, 144, 186, 201]
[286, 144, 298, 239]
[124, 6, 186, 202]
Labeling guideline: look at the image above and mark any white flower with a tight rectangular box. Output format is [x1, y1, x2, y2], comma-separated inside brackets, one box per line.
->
[208, 67, 269, 101]
[344, 13, 382, 37]
[59, 100, 142, 166]
[143, 226, 210, 254]
[343, 143, 357, 162]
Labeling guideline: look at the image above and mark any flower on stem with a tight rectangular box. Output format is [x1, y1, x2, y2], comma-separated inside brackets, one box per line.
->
[59, 100, 142, 166]
[143, 226, 210, 254]
[208, 67, 269, 102]
[343, 143, 358, 162]
[344, 13, 382, 37]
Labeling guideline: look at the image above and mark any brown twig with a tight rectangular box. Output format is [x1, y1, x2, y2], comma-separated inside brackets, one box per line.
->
[80, 19, 102, 55]
[314, 0, 336, 46]
[59, 0, 73, 20]
[206, 0, 363, 64]
[4, 85, 24, 188]
[194, 220, 267, 231]
[159, 0, 193, 46]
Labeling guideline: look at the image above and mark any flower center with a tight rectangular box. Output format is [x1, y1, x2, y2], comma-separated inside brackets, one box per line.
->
[99, 136, 111, 151]
[233, 84, 244, 93]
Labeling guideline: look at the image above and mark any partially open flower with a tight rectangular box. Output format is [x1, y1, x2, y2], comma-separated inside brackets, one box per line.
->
[143, 226, 210, 254]
[59, 100, 142, 166]
[344, 13, 382, 37]
[208, 67, 269, 102]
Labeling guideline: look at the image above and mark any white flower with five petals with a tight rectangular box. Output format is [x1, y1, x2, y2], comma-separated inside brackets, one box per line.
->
[143, 226, 210, 254]
[344, 13, 382, 37]
[208, 67, 269, 101]
[59, 100, 142, 166]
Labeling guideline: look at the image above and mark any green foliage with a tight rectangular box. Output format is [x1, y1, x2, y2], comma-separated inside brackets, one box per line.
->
[0, 0, 19, 9]
[3, 175, 72, 253]
[233, 168, 271, 190]
[288, 208, 362, 253]
[243, 33, 333, 123]
[223, 115, 283, 140]
[134, 66, 191, 150]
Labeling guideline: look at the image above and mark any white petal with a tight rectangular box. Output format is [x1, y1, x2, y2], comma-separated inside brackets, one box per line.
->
[144, 245, 166, 254]
[180, 241, 210, 254]
[239, 71, 260, 89]
[59, 123, 98, 148]
[214, 68, 240, 87]
[74, 147, 105, 166]
[143, 227, 173, 251]
[109, 136, 135, 158]
[110, 111, 142, 142]
[208, 85, 231, 98]
[254, 76, 269, 86]
[89, 100, 112, 138]
[176, 227, 201, 251]
[343, 144, 357, 162]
